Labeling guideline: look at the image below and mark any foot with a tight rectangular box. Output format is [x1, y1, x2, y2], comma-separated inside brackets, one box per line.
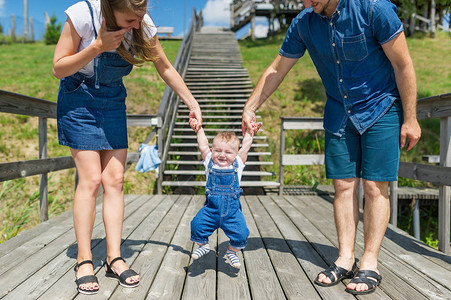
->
[346, 269, 381, 294]
[106, 257, 140, 286]
[315, 258, 356, 285]
[226, 249, 241, 268]
[192, 243, 210, 260]
[74, 260, 99, 294]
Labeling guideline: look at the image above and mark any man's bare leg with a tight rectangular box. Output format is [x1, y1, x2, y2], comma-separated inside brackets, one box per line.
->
[316, 178, 360, 284]
[346, 180, 389, 293]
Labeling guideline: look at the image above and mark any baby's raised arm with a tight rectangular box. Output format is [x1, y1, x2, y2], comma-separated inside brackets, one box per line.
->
[196, 127, 210, 161]
[238, 122, 261, 163]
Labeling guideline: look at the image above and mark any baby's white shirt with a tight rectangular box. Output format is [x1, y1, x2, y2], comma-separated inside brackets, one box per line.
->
[65, 0, 157, 76]
[203, 152, 245, 184]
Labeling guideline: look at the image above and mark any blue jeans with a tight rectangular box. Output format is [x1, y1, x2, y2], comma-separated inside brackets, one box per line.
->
[325, 100, 403, 181]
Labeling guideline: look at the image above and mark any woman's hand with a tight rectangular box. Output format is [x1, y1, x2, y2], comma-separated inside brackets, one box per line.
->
[94, 19, 128, 52]
[189, 108, 202, 133]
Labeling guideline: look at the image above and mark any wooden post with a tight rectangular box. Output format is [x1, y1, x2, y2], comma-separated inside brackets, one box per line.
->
[24, 0, 28, 40]
[279, 118, 285, 195]
[430, 0, 436, 38]
[357, 179, 364, 210]
[438, 116, 450, 253]
[39, 117, 49, 222]
[30, 17, 34, 42]
[11, 15, 16, 41]
[389, 181, 398, 226]
[251, 14, 255, 41]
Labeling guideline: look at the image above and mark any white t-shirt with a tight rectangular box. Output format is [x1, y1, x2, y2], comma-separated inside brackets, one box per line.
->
[203, 152, 246, 184]
[65, 0, 157, 75]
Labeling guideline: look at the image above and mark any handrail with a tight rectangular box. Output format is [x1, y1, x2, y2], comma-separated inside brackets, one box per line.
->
[279, 93, 451, 253]
[156, 9, 203, 194]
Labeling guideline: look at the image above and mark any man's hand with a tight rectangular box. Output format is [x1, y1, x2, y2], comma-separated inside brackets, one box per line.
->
[242, 109, 259, 136]
[400, 120, 421, 151]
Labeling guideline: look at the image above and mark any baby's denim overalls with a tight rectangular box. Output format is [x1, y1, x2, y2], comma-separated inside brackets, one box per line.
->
[57, 0, 133, 150]
[191, 158, 250, 249]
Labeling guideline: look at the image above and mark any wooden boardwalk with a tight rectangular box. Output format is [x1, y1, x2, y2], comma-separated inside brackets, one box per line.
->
[0, 194, 450, 299]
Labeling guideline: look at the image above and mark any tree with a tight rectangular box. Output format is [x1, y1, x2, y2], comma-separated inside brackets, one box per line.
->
[0, 22, 3, 35]
[44, 13, 61, 45]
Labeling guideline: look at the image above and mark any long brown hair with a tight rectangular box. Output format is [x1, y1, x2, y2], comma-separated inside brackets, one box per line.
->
[101, 0, 158, 65]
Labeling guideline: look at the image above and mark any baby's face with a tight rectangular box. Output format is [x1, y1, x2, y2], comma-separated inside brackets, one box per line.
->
[211, 139, 238, 167]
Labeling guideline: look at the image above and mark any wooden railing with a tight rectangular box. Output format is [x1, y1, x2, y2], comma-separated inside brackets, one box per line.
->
[0, 9, 203, 221]
[156, 9, 203, 194]
[279, 93, 451, 253]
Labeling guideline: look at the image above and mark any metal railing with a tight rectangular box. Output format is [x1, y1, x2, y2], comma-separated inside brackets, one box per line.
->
[279, 93, 451, 253]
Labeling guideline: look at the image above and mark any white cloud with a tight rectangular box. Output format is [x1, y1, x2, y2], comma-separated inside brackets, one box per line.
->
[202, 0, 233, 27]
[0, 0, 5, 17]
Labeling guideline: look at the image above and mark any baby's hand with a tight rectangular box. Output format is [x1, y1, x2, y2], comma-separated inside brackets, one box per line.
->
[189, 112, 199, 133]
[250, 121, 262, 136]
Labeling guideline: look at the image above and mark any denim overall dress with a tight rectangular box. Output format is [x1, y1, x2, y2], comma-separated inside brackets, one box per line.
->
[191, 158, 250, 249]
[57, 0, 133, 150]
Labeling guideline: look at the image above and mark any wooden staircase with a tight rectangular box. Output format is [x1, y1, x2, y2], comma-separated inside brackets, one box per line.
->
[161, 27, 279, 193]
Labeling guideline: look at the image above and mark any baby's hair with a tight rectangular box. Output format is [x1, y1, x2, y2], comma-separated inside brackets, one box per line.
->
[214, 132, 240, 149]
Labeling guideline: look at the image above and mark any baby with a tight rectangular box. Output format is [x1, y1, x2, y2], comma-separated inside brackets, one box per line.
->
[189, 121, 261, 268]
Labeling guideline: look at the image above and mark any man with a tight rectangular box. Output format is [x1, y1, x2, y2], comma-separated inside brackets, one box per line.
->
[242, 0, 421, 295]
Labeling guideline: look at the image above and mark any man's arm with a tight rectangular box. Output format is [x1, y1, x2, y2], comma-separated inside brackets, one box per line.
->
[382, 32, 421, 151]
[196, 127, 210, 161]
[242, 55, 298, 135]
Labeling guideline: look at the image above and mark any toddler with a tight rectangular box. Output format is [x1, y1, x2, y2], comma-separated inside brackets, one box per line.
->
[189, 122, 260, 268]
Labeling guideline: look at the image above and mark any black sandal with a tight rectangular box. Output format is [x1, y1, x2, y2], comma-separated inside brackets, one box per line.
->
[314, 260, 358, 287]
[345, 270, 382, 295]
[74, 260, 99, 295]
[104, 257, 140, 288]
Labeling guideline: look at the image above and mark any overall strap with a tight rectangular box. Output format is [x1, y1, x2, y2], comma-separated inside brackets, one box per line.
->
[85, 0, 98, 39]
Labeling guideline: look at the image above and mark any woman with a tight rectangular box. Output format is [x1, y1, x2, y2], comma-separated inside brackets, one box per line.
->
[52, 0, 202, 295]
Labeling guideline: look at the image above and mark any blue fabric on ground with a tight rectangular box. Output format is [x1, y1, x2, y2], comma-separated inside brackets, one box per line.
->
[135, 144, 161, 172]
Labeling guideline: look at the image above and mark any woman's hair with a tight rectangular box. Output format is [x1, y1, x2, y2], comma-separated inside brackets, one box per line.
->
[101, 0, 158, 65]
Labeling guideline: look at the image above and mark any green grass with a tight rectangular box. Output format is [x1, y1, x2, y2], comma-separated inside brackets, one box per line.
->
[0, 39, 181, 243]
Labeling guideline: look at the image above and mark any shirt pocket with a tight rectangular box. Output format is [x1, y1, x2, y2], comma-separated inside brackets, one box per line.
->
[341, 33, 368, 61]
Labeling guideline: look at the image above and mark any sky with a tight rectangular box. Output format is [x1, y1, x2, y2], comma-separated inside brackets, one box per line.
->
[0, 0, 266, 39]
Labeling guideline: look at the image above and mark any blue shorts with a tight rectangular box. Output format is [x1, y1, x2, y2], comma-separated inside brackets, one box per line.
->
[325, 100, 403, 181]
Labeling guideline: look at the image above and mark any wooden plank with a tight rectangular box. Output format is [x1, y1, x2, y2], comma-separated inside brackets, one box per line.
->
[282, 154, 325, 166]
[0, 156, 75, 181]
[416, 93, 451, 120]
[240, 196, 286, 299]
[0, 195, 147, 298]
[5, 195, 157, 299]
[0, 89, 56, 118]
[166, 160, 273, 166]
[398, 162, 451, 186]
[35, 194, 165, 300]
[181, 229, 217, 300]
[216, 229, 251, 300]
[281, 117, 324, 130]
[264, 195, 356, 300]
[291, 195, 436, 299]
[246, 196, 321, 299]
[145, 195, 204, 299]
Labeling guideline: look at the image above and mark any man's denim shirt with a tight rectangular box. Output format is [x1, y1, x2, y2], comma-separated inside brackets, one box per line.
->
[280, 0, 404, 136]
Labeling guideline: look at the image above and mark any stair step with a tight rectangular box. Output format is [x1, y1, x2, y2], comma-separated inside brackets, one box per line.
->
[162, 181, 280, 187]
[170, 143, 269, 148]
[164, 170, 274, 176]
[175, 121, 242, 126]
[168, 151, 271, 156]
[173, 128, 264, 132]
[166, 160, 273, 165]
[171, 135, 267, 140]
[177, 115, 260, 119]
